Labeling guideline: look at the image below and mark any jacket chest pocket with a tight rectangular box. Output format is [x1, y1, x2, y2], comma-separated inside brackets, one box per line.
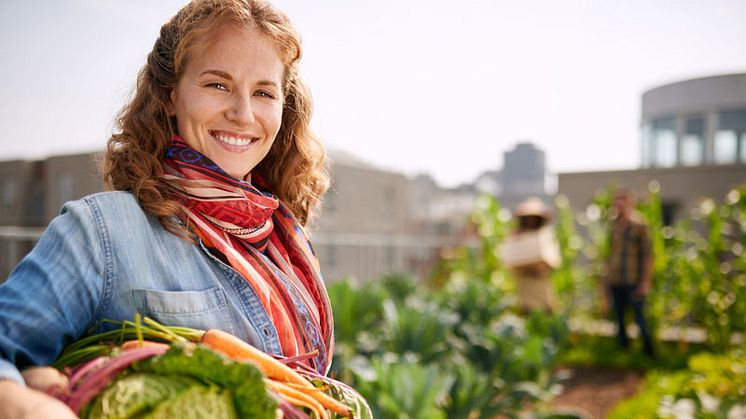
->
[131, 287, 238, 335]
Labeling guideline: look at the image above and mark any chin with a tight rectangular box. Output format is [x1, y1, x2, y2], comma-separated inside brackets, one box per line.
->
[228, 171, 249, 179]
[226, 167, 252, 179]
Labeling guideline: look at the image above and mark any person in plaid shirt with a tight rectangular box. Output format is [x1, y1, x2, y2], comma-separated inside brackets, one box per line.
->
[604, 188, 655, 357]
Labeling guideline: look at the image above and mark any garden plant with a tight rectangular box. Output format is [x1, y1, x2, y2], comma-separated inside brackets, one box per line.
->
[327, 183, 746, 417]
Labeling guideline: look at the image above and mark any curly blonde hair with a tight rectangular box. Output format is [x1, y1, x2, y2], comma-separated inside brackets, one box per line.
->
[104, 0, 328, 234]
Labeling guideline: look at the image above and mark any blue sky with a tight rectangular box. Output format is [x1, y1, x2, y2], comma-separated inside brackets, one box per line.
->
[1, 0, 745, 187]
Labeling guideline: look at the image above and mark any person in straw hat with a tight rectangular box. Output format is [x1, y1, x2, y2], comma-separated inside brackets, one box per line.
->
[508, 196, 559, 313]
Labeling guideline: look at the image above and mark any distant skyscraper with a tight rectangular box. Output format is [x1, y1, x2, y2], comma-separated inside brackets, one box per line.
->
[501, 142, 548, 212]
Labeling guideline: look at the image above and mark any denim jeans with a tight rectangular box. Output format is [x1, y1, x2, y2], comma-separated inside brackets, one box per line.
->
[610, 285, 654, 356]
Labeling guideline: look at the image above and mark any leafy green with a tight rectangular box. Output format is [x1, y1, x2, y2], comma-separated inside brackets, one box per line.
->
[355, 358, 451, 419]
[134, 343, 277, 419]
[608, 349, 746, 419]
[140, 385, 237, 419]
[444, 363, 503, 419]
[54, 320, 204, 369]
[328, 271, 570, 419]
[81, 342, 276, 419]
[85, 373, 199, 419]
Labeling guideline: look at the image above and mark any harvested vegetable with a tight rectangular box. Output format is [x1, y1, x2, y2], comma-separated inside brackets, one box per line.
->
[85, 373, 199, 418]
[201, 328, 312, 389]
[50, 318, 372, 419]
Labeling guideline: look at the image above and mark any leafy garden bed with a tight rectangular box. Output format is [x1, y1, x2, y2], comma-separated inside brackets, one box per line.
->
[608, 349, 746, 419]
[328, 275, 575, 419]
[324, 183, 746, 418]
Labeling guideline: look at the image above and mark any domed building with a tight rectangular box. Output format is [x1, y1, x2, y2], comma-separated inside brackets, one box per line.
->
[558, 73, 746, 224]
[642, 73, 746, 168]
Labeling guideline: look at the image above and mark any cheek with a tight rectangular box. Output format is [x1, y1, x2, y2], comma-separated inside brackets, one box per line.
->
[271, 114, 283, 136]
[175, 91, 221, 123]
[261, 104, 284, 137]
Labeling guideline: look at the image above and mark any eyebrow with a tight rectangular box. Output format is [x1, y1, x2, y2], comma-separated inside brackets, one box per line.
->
[199, 69, 280, 88]
[199, 69, 233, 79]
[256, 80, 280, 88]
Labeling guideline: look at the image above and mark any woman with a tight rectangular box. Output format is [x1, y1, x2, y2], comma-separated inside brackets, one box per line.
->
[0, 0, 331, 416]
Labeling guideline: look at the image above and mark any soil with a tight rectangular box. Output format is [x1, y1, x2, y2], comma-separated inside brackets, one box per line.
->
[549, 367, 645, 419]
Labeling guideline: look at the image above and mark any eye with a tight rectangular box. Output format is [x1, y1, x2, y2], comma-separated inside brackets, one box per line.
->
[254, 90, 276, 100]
[207, 82, 228, 91]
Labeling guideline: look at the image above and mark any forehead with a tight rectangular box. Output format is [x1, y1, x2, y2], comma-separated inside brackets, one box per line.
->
[184, 23, 284, 80]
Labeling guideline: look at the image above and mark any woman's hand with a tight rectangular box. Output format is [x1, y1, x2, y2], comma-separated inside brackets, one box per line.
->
[22, 366, 69, 393]
[0, 379, 77, 419]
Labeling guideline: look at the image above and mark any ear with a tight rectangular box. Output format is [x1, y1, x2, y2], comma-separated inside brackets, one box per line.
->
[167, 88, 177, 116]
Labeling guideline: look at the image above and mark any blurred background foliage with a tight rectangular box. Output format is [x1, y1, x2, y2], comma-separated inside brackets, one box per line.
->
[328, 183, 746, 418]
[608, 349, 746, 419]
[329, 274, 572, 418]
[552, 182, 746, 352]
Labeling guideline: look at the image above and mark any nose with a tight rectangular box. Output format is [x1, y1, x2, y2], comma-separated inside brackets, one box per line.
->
[226, 92, 255, 126]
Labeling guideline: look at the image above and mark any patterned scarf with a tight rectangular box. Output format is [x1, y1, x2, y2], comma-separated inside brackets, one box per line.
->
[161, 138, 333, 374]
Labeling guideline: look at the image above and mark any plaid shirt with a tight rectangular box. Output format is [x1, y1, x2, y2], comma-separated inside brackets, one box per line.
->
[606, 218, 651, 286]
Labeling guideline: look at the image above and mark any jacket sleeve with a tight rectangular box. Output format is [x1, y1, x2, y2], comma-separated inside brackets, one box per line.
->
[0, 199, 105, 384]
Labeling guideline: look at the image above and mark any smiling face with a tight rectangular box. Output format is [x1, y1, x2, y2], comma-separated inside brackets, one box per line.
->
[170, 24, 284, 179]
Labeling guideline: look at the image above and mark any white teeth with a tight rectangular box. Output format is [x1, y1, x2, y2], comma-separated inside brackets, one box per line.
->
[214, 134, 252, 146]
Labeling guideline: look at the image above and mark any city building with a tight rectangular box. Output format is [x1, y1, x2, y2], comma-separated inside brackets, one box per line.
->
[473, 169, 502, 196]
[0, 159, 45, 277]
[0, 159, 45, 227]
[0, 147, 456, 282]
[642, 73, 746, 168]
[43, 152, 103, 222]
[0, 152, 100, 277]
[311, 150, 423, 282]
[0, 152, 101, 227]
[559, 73, 746, 221]
[501, 142, 551, 213]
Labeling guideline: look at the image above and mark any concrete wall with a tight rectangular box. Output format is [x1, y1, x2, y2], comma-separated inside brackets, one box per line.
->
[44, 152, 103, 222]
[557, 164, 746, 222]
[312, 162, 425, 282]
[0, 152, 103, 279]
[0, 160, 41, 226]
[314, 163, 411, 235]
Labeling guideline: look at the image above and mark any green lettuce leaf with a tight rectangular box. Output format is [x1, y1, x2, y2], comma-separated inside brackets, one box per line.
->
[85, 373, 199, 419]
[84, 342, 276, 419]
[140, 385, 238, 419]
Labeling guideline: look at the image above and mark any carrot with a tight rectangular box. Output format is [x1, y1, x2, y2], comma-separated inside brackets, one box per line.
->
[201, 329, 312, 389]
[277, 393, 324, 419]
[300, 388, 352, 417]
[266, 380, 328, 419]
[120, 340, 170, 351]
[281, 382, 353, 418]
[201, 329, 352, 418]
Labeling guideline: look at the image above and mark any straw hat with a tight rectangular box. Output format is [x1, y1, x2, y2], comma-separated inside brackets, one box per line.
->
[514, 196, 552, 220]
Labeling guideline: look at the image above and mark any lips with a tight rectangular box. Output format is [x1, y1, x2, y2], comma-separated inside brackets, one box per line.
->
[208, 130, 259, 150]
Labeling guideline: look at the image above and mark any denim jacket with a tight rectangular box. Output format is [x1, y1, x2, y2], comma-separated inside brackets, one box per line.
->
[0, 192, 283, 384]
